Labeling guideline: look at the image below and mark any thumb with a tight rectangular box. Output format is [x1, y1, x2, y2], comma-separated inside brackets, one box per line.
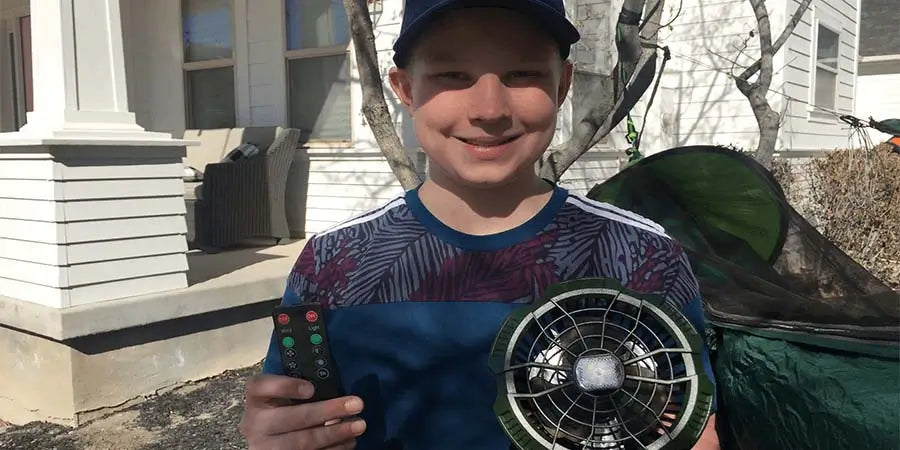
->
[244, 374, 314, 406]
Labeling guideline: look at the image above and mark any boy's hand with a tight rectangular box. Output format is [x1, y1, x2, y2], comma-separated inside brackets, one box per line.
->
[239, 374, 366, 450]
[657, 413, 720, 450]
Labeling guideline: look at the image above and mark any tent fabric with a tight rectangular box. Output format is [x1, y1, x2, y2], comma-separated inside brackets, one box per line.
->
[713, 329, 899, 450]
[586, 145, 900, 449]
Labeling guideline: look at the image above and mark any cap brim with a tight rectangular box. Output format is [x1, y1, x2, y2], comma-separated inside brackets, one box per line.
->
[393, 0, 581, 66]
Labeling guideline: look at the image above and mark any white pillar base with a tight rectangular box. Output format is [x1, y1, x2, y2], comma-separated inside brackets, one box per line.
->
[0, 139, 193, 308]
[5, 122, 186, 147]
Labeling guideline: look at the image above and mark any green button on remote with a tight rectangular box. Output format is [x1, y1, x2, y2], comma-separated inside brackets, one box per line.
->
[310, 333, 323, 345]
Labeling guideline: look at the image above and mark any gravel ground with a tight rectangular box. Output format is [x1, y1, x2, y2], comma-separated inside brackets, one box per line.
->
[0, 362, 259, 450]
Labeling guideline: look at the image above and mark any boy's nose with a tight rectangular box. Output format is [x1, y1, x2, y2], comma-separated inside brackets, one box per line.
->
[467, 74, 511, 125]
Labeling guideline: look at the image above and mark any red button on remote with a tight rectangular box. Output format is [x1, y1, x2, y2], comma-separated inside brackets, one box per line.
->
[305, 311, 318, 322]
[277, 313, 290, 325]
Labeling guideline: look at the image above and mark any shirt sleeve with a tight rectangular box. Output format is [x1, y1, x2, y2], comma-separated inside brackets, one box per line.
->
[261, 239, 317, 375]
[668, 245, 718, 412]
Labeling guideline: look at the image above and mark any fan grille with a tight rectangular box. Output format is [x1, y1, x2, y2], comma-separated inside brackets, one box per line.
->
[490, 278, 714, 450]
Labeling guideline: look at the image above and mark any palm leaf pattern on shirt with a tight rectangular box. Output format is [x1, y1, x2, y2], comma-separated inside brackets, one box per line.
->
[408, 230, 559, 302]
[286, 195, 698, 310]
[312, 207, 451, 306]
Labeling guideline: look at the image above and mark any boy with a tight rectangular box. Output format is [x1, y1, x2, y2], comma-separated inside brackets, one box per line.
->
[240, 1, 720, 449]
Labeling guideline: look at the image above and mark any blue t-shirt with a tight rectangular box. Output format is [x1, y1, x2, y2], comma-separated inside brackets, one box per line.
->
[262, 185, 716, 449]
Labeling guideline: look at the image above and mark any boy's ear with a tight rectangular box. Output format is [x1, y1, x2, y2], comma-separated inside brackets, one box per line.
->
[388, 67, 415, 112]
[557, 59, 574, 109]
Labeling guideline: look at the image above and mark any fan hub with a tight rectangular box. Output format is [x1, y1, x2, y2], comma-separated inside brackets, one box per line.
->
[572, 353, 625, 393]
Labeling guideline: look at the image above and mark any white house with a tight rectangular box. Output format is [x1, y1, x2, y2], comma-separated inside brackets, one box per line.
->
[0, 0, 864, 427]
[854, 0, 900, 142]
[1, 0, 864, 232]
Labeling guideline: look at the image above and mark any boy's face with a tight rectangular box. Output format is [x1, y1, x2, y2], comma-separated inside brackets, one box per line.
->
[389, 7, 573, 190]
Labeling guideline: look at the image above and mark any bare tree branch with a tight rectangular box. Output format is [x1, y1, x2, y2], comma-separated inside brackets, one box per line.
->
[539, 0, 665, 181]
[731, 0, 812, 169]
[737, 0, 813, 82]
[345, 0, 674, 185]
[343, 0, 422, 190]
[748, 0, 774, 91]
[725, 32, 755, 77]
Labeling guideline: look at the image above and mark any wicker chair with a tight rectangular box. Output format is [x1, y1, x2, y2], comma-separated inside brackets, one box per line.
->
[187, 127, 303, 252]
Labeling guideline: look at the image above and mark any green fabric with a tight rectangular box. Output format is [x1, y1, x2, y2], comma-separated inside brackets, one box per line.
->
[587, 145, 900, 450]
[588, 148, 786, 263]
[714, 329, 900, 450]
[873, 118, 900, 136]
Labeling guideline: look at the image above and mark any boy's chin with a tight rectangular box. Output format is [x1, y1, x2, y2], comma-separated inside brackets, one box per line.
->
[446, 166, 539, 190]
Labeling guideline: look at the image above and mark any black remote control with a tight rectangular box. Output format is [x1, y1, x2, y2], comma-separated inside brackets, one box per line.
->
[272, 302, 344, 403]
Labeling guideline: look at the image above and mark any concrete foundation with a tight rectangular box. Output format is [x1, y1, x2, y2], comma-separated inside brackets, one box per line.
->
[0, 240, 305, 427]
[1, 306, 273, 426]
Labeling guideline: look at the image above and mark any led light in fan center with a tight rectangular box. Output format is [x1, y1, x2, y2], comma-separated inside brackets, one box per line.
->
[572, 353, 625, 393]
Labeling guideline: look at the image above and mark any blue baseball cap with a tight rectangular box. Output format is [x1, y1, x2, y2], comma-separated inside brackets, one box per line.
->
[392, 0, 581, 66]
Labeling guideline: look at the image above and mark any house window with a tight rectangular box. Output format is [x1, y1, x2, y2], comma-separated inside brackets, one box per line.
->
[813, 23, 839, 111]
[285, 0, 352, 141]
[182, 0, 236, 129]
[18, 15, 32, 116]
[5, 31, 18, 131]
[4, 15, 31, 131]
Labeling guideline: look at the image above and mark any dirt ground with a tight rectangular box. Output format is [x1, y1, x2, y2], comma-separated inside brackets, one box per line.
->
[0, 362, 260, 450]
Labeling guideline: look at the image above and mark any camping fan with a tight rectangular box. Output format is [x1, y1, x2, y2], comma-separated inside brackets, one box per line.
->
[489, 278, 714, 450]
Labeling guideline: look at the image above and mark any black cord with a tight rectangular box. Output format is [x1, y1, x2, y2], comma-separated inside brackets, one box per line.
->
[659, 0, 684, 28]
[635, 46, 671, 152]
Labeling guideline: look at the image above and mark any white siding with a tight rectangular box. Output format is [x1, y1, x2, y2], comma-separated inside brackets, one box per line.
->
[302, 150, 408, 234]
[654, 0, 859, 152]
[660, 0, 790, 151]
[301, 1, 414, 233]
[779, 0, 860, 152]
[0, 148, 189, 308]
[557, 153, 623, 193]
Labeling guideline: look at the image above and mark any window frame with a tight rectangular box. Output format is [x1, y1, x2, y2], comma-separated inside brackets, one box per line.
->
[180, 0, 238, 130]
[282, 0, 354, 144]
[809, 9, 842, 118]
[3, 11, 30, 131]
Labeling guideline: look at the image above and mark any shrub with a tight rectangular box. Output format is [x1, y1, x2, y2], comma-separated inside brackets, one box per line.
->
[805, 143, 900, 289]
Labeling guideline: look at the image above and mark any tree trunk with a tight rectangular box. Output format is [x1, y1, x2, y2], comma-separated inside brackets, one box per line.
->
[752, 91, 780, 168]
[539, 0, 664, 181]
[343, 0, 421, 190]
[344, 0, 672, 186]
[734, 0, 812, 169]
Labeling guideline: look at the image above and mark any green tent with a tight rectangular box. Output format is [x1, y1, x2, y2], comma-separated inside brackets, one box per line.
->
[587, 145, 900, 450]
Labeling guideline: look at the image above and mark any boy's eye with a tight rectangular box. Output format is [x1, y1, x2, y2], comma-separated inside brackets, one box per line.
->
[436, 72, 468, 81]
[504, 71, 547, 85]
[509, 71, 542, 78]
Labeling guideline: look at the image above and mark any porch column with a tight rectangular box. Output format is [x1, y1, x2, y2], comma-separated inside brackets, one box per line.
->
[0, 0, 194, 308]
[17, 0, 168, 140]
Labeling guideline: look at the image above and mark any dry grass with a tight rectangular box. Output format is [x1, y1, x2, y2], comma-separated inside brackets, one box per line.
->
[803, 143, 900, 289]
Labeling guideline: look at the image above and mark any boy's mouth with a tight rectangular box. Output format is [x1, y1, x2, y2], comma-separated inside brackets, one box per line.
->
[457, 135, 520, 148]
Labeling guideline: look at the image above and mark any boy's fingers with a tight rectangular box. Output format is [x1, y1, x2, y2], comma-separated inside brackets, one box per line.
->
[322, 438, 358, 450]
[265, 396, 365, 435]
[655, 412, 678, 435]
[278, 419, 366, 450]
[245, 375, 314, 405]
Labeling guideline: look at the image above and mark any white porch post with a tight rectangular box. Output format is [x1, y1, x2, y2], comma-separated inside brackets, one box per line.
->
[0, 0, 193, 308]
[18, 0, 169, 141]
